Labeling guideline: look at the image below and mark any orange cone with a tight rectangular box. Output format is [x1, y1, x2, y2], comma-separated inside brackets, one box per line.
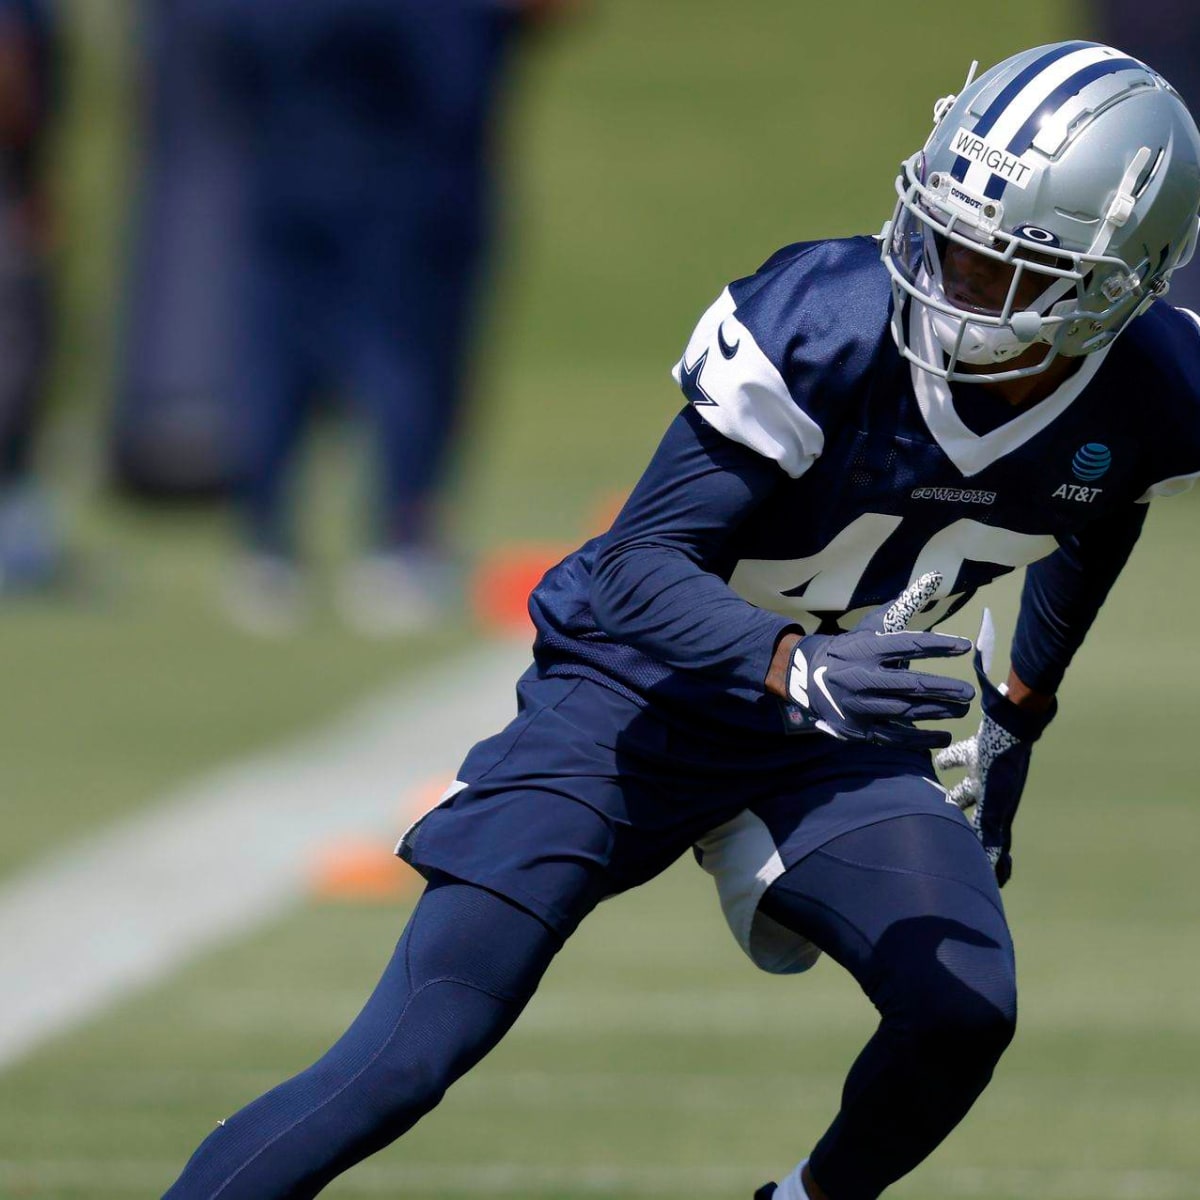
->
[310, 775, 458, 902]
[470, 542, 571, 635]
[310, 839, 411, 902]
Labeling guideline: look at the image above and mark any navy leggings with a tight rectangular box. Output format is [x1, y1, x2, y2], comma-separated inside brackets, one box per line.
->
[760, 816, 1017, 1199]
[164, 817, 1016, 1199]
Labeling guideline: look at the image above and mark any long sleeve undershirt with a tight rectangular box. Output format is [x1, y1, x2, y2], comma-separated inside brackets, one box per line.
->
[590, 405, 796, 694]
[1010, 501, 1148, 695]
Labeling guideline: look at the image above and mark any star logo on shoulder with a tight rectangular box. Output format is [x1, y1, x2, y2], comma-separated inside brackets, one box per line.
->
[679, 347, 717, 406]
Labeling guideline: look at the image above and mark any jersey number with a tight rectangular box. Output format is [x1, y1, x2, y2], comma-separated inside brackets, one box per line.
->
[729, 513, 1056, 631]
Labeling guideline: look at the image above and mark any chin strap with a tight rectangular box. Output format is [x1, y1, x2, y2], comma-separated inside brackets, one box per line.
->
[1009, 272, 1078, 345]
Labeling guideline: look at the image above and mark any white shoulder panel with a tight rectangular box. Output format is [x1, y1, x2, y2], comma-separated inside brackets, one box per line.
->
[1137, 308, 1200, 502]
[671, 287, 823, 478]
[1136, 469, 1200, 503]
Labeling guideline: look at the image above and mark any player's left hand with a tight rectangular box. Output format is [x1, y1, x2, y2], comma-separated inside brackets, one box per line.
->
[935, 611, 1056, 887]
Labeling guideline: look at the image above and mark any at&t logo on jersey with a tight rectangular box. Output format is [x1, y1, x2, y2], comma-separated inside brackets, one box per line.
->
[1072, 443, 1112, 481]
[1053, 443, 1110, 502]
[1053, 482, 1103, 503]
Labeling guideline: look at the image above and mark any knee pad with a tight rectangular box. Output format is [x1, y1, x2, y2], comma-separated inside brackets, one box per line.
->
[929, 941, 1017, 1047]
[884, 930, 1018, 1065]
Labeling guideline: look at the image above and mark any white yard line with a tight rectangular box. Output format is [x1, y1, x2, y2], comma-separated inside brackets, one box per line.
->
[0, 639, 532, 1072]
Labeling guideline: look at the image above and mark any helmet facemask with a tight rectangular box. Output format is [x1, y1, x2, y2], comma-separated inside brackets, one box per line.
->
[882, 153, 1152, 383]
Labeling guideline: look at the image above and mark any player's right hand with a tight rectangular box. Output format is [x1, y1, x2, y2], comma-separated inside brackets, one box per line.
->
[784, 572, 974, 750]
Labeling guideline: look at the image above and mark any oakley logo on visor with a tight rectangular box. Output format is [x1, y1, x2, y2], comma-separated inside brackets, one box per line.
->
[1013, 224, 1062, 246]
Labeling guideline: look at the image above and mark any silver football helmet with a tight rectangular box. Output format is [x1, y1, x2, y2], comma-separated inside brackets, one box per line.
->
[881, 41, 1200, 382]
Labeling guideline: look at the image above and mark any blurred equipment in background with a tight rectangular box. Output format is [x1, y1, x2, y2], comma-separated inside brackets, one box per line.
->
[111, 0, 581, 635]
[1092, 4, 1200, 312]
[0, 0, 62, 595]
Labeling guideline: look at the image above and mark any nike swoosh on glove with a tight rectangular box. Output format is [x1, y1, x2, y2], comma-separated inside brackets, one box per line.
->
[934, 609, 1056, 887]
[783, 572, 974, 750]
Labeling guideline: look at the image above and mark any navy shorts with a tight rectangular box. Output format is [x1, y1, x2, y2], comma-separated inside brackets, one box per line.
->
[397, 670, 973, 939]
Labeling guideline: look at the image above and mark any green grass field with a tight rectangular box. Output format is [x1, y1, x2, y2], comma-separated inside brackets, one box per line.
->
[5, 2, 1200, 1197]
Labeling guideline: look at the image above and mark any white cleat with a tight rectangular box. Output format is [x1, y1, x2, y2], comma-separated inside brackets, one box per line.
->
[219, 553, 309, 637]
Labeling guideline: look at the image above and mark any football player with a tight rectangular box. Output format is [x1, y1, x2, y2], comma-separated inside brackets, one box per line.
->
[164, 42, 1200, 1200]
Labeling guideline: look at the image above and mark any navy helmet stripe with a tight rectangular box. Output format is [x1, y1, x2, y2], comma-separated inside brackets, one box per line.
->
[982, 56, 1144, 199]
[1004, 57, 1143, 157]
[949, 41, 1095, 183]
[975, 41, 1097, 138]
[982, 173, 1010, 201]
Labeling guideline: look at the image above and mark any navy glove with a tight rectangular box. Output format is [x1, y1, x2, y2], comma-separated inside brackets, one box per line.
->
[935, 610, 1056, 887]
[784, 572, 975, 750]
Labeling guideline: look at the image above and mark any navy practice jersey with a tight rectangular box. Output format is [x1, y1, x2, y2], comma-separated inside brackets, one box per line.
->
[530, 236, 1200, 737]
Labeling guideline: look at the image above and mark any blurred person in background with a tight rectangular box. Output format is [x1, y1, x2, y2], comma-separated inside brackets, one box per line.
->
[110, 0, 250, 503]
[198, 0, 580, 636]
[1093, 0, 1200, 312]
[0, 0, 61, 595]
